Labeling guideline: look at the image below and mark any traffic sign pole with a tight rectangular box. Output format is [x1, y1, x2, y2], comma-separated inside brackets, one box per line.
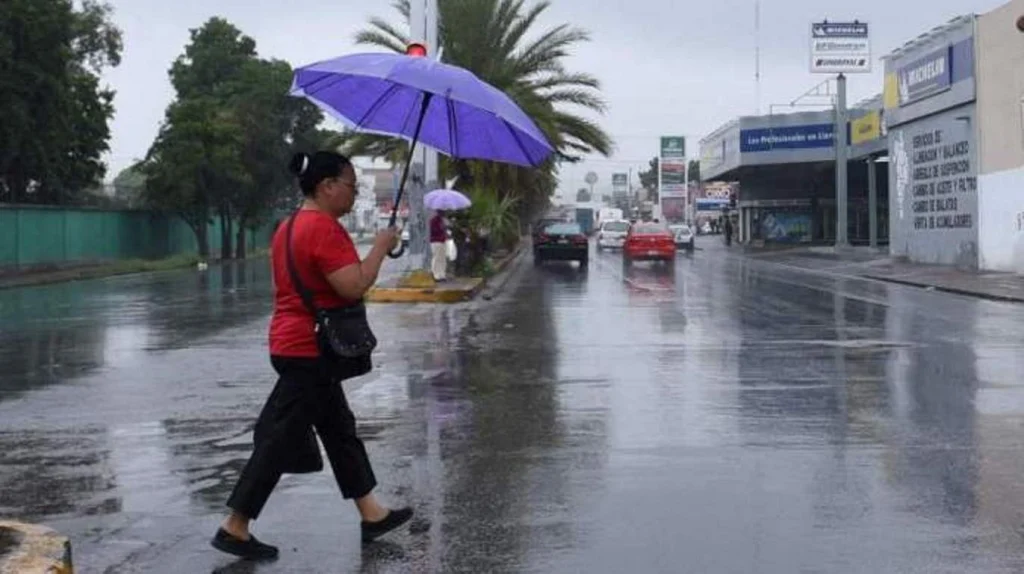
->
[835, 73, 848, 247]
[811, 20, 868, 248]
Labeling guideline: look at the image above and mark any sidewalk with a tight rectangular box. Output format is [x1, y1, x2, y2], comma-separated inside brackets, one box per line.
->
[751, 246, 1024, 303]
[367, 243, 524, 304]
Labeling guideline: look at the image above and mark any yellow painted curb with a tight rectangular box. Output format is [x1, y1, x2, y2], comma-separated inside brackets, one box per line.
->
[367, 278, 484, 304]
[0, 521, 73, 574]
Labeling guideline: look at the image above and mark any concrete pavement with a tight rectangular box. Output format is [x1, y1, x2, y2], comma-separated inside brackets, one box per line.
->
[3, 240, 1024, 571]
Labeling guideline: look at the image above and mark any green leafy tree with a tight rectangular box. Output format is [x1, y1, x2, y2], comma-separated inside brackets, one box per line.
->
[141, 98, 247, 259]
[638, 157, 658, 202]
[112, 162, 147, 207]
[170, 18, 257, 259]
[141, 17, 339, 259]
[687, 159, 700, 183]
[232, 58, 302, 257]
[0, 0, 122, 204]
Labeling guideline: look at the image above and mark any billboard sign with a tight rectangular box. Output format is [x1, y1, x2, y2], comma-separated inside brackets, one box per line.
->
[660, 135, 687, 199]
[696, 198, 730, 212]
[740, 124, 835, 152]
[851, 110, 882, 145]
[660, 136, 686, 159]
[897, 46, 951, 106]
[612, 173, 628, 192]
[811, 21, 870, 73]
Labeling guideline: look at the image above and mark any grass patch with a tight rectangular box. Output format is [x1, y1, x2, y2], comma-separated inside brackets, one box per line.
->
[106, 253, 201, 274]
[0, 253, 203, 290]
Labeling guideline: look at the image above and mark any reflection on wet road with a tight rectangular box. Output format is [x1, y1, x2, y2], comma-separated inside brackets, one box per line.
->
[3, 242, 1024, 572]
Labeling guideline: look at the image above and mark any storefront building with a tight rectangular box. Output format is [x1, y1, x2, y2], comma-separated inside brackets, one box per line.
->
[884, 1, 1024, 271]
[884, 15, 979, 268]
[699, 101, 888, 246]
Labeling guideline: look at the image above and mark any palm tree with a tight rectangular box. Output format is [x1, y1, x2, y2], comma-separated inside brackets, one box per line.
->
[347, 0, 613, 214]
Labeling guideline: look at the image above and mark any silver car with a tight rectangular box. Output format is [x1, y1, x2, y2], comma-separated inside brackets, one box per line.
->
[596, 219, 630, 250]
[669, 224, 695, 251]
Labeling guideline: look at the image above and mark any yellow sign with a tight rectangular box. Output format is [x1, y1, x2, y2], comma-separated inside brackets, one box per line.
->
[851, 110, 881, 145]
[883, 73, 899, 109]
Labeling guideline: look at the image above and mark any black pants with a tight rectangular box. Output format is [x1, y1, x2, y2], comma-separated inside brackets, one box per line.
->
[226, 356, 377, 520]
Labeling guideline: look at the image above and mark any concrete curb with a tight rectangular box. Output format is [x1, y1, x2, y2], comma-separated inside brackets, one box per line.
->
[479, 248, 526, 301]
[861, 274, 1024, 304]
[0, 521, 73, 574]
[366, 243, 523, 304]
[368, 278, 485, 303]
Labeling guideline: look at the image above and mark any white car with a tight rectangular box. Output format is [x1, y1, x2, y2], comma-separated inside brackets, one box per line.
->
[669, 224, 695, 251]
[596, 219, 630, 250]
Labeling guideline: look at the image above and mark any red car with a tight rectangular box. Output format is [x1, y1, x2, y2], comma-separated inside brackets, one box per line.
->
[623, 222, 676, 266]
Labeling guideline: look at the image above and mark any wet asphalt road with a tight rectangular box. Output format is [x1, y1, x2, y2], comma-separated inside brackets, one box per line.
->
[3, 239, 1024, 573]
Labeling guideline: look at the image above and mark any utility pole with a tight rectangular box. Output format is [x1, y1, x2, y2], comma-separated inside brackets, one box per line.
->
[406, 0, 439, 270]
[755, 0, 762, 115]
[835, 73, 849, 247]
[867, 156, 878, 248]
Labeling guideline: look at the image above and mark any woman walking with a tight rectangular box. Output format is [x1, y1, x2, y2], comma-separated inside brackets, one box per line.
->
[211, 151, 412, 561]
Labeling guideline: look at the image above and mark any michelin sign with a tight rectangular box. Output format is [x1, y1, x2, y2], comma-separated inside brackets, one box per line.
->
[897, 46, 951, 106]
[811, 21, 871, 73]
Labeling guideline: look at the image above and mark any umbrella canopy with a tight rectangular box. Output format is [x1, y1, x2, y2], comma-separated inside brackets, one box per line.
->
[424, 189, 472, 211]
[290, 52, 554, 168]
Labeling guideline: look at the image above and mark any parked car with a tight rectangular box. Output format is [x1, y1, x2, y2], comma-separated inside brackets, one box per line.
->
[623, 222, 676, 267]
[534, 222, 589, 268]
[531, 217, 565, 244]
[596, 219, 630, 250]
[669, 224, 695, 251]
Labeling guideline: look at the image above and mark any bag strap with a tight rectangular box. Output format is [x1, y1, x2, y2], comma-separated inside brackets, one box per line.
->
[284, 212, 320, 317]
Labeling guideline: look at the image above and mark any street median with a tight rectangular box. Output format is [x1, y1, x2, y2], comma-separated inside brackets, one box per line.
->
[367, 243, 522, 304]
[0, 521, 73, 574]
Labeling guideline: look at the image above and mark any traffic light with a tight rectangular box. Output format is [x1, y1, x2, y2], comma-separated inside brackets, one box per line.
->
[405, 42, 427, 57]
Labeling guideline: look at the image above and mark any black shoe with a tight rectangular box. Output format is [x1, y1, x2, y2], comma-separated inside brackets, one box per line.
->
[210, 528, 279, 561]
[361, 507, 414, 543]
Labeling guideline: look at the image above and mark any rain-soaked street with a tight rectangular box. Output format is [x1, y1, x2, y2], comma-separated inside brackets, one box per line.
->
[4, 240, 1024, 573]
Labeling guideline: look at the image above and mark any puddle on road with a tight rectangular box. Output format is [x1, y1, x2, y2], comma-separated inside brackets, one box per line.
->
[743, 339, 916, 351]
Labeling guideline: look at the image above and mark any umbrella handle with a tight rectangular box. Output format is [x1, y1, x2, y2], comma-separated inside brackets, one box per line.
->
[385, 92, 433, 259]
[387, 243, 406, 259]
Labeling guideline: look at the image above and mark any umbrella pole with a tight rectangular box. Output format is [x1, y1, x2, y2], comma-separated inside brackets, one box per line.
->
[387, 93, 433, 259]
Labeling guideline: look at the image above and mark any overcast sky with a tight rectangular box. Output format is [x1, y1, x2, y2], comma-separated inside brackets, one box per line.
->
[99, 0, 1008, 195]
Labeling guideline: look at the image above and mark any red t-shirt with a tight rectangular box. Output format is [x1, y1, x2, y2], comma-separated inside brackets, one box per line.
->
[268, 210, 360, 357]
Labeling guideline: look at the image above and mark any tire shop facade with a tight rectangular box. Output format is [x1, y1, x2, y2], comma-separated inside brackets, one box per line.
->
[699, 100, 888, 246]
[887, 3, 1024, 272]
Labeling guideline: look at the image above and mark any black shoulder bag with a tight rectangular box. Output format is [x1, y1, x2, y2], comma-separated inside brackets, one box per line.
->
[284, 213, 378, 372]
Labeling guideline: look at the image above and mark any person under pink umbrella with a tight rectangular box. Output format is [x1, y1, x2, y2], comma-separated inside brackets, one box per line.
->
[429, 209, 449, 281]
[424, 189, 471, 282]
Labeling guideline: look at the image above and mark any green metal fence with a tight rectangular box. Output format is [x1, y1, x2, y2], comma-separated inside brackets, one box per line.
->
[0, 205, 275, 269]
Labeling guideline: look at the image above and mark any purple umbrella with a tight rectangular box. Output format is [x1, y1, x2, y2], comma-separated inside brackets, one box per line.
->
[424, 189, 472, 211]
[290, 52, 554, 256]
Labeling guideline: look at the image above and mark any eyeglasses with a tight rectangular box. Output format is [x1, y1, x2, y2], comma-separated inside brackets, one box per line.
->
[334, 177, 358, 193]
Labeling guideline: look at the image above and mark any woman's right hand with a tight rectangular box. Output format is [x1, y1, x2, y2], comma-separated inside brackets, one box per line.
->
[375, 227, 400, 252]
[327, 227, 399, 300]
